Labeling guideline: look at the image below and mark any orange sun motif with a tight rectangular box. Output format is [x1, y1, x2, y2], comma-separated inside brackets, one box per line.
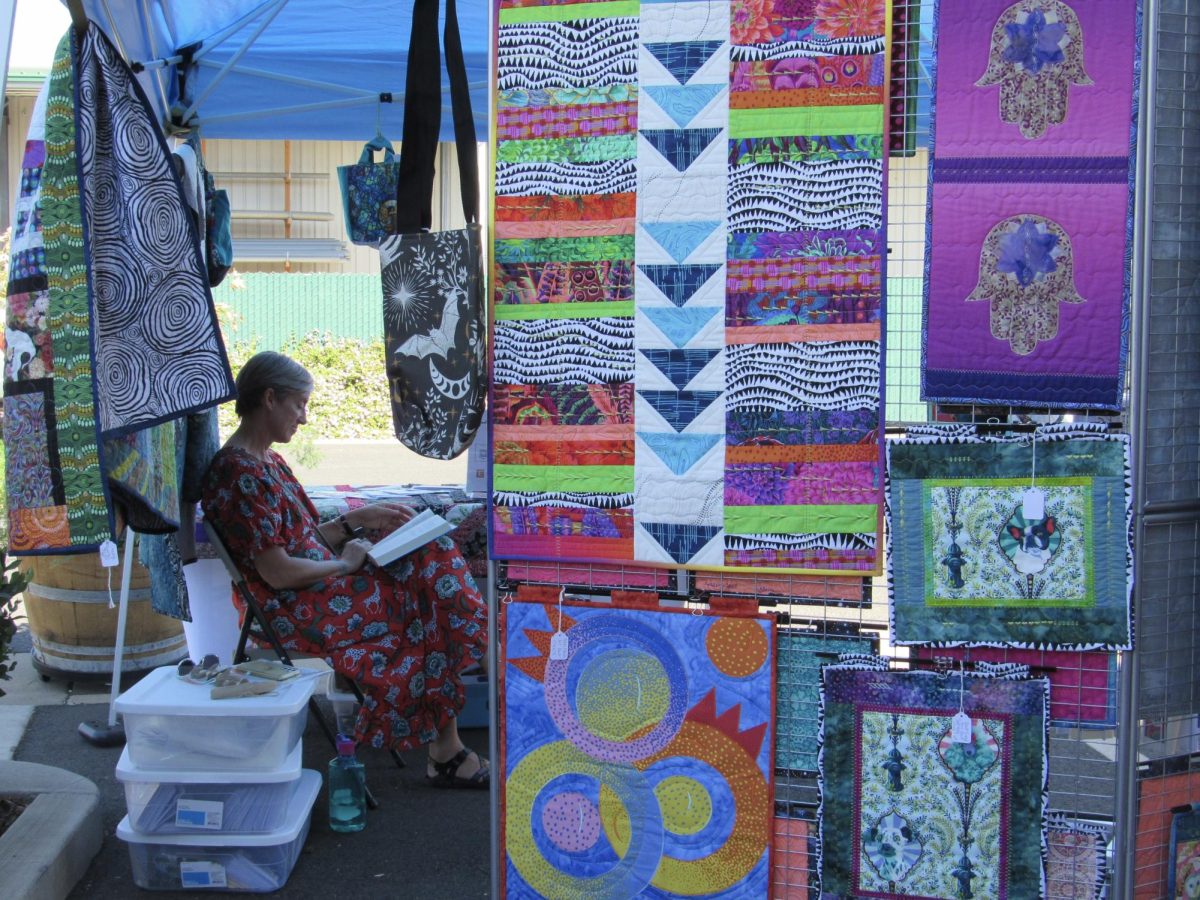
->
[705, 617, 769, 678]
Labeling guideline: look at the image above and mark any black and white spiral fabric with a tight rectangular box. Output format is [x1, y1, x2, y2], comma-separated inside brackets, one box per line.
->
[75, 26, 234, 437]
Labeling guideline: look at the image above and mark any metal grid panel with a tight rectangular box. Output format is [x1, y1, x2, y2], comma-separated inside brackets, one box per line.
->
[489, 1, 1147, 895]
[1129, 0, 1200, 894]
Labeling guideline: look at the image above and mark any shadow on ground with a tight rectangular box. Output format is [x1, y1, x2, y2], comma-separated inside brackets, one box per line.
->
[16, 702, 491, 899]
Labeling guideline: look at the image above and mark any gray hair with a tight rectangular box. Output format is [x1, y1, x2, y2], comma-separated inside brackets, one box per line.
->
[234, 351, 313, 417]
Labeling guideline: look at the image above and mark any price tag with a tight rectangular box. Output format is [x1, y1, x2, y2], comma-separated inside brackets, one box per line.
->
[951, 711, 973, 743]
[180, 861, 227, 888]
[549, 631, 569, 661]
[98, 539, 119, 568]
[1021, 488, 1046, 522]
[176, 798, 224, 830]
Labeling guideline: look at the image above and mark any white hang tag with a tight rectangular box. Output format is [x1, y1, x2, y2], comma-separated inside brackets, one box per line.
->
[99, 539, 119, 568]
[549, 631, 569, 661]
[1022, 488, 1046, 522]
[951, 711, 973, 743]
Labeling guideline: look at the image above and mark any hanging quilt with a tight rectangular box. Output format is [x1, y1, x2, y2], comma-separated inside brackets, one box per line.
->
[773, 808, 813, 899]
[888, 423, 1133, 649]
[76, 24, 235, 437]
[776, 629, 876, 773]
[1046, 812, 1109, 900]
[922, 0, 1140, 410]
[500, 586, 775, 897]
[910, 646, 1118, 728]
[490, 0, 888, 575]
[818, 661, 1048, 898]
[3, 39, 112, 553]
[1169, 805, 1200, 899]
[1135, 772, 1200, 899]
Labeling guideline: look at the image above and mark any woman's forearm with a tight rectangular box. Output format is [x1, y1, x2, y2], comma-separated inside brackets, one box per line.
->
[254, 545, 351, 590]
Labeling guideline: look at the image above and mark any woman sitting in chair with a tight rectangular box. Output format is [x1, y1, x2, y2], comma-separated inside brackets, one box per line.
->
[200, 351, 489, 789]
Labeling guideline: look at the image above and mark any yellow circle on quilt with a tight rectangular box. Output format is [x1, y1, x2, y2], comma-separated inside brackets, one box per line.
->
[576, 648, 670, 741]
[705, 618, 768, 678]
[654, 776, 712, 835]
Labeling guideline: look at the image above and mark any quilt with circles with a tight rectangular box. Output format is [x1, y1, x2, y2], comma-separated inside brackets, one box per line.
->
[887, 423, 1133, 649]
[818, 661, 1048, 899]
[499, 586, 775, 898]
[922, 0, 1140, 410]
[490, 0, 888, 574]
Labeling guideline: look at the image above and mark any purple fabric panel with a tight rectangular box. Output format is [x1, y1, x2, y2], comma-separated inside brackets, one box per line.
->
[726, 461, 878, 506]
[933, 0, 1137, 158]
[728, 229, 883, 260]
[726, 408, 879, 445]
[926, 181, 1129, 379]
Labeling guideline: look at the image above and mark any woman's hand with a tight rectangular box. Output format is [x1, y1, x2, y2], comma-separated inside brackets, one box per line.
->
[339, 537, 371, 573]
[347, 502, 415, 532]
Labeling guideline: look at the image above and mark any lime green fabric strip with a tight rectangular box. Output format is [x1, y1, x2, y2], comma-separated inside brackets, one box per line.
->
[729, 106, 883, 139]
[499, 1, 639, 24]
[496, 135, 636, 164]
[494, 301, 635, 320]
[725, 504, 878, 535]
[495, 235, 634, 263]
[493, 465, 633, 493]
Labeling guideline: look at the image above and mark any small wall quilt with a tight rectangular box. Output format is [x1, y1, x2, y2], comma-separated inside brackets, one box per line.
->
[1046, 812, 1109, 899]
[776, 629, 876, 773]
[773, 808, 814, 899]
[922, 0, 1140, 410]
[490, 0, 887, 575]
[910, 646, 1117, 728]
[1169, 805, 1200, 899]
[819, 662, 1048, 899]
[500, 587, 775, 897]
[888, 423, 1132, 649]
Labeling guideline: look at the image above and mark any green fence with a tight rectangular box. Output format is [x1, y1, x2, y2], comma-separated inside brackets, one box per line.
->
[213, 273, 383, 350]
[213, 272, 928, 423]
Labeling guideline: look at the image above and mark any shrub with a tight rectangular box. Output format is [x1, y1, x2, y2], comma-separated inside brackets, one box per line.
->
[219, 333, 394, 443]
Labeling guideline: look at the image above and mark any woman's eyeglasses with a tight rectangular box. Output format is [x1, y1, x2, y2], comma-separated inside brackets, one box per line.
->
[176, 653, 221, 684]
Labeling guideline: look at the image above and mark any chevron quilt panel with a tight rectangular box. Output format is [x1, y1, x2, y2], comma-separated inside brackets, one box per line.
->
[491, 0, 888, 574]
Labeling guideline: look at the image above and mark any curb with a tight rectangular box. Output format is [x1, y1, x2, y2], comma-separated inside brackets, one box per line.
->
[0, 760, 102, 900]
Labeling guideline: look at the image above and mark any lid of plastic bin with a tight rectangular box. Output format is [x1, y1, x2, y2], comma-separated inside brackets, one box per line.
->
[116, 739, 304, 784]
[116, 769, 321, 847]
[114, 666, 321, 717]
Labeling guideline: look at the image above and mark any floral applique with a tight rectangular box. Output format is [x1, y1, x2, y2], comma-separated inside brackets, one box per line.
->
[814, 0, 886, 40]
[976, 0, 1093, 139]
[966, 214, 1085, 354]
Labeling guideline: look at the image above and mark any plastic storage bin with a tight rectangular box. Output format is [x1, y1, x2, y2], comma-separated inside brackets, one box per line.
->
[117, 742, 303, 835]
[114, 666, 317, 771]
[118, 769, 320, 892]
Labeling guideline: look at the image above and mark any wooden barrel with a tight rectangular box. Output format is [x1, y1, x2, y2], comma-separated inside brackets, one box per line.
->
[20, 553, 187, 682]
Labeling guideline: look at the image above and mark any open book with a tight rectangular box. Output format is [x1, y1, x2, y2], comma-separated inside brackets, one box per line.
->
[365, 509, 453, 567]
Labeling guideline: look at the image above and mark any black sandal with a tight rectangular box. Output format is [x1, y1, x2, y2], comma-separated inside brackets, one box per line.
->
[426, 748, 490, 790]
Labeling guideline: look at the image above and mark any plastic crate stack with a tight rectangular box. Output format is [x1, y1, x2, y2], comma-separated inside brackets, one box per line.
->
[111, 666, 321, 892]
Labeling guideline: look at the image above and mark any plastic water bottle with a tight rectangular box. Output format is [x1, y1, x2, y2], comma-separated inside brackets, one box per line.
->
[328, 734, 366, 833]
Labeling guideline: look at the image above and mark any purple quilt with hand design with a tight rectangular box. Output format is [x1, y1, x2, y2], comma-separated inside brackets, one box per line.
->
[922, 0, 1140, 411]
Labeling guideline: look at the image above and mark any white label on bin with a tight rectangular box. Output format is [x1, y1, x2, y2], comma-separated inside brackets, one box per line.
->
[176, 799, 225, 830]
[180, 861, 227, 888]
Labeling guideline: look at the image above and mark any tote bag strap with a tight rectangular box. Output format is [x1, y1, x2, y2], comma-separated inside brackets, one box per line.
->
[394, 0, 479, 234]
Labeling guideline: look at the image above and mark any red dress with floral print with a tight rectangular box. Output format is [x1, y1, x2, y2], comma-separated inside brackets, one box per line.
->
[200, 447, 487, 751]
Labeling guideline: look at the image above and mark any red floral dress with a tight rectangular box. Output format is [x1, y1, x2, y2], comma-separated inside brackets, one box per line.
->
[200, 447, 487, 751]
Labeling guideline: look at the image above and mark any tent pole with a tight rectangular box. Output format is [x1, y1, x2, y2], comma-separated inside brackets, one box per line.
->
[178, 0, 289, 125]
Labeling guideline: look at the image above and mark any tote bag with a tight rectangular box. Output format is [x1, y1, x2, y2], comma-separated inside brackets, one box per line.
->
[379, 0, 485, 460]
[338, 136, 400, 246]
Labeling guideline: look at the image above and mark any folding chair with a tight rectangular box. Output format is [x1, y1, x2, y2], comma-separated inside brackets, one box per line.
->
[203, 519, 404, 810]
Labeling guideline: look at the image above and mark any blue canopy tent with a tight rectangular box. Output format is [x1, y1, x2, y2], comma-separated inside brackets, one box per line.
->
[67, 0, 491, 141]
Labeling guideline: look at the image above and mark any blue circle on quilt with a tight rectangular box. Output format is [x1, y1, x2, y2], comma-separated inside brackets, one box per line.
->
[641, 756, 736, 862]
[506, 742, 664, 898]
[530, 773, 621, 868]
[544, 614, 688, 764]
